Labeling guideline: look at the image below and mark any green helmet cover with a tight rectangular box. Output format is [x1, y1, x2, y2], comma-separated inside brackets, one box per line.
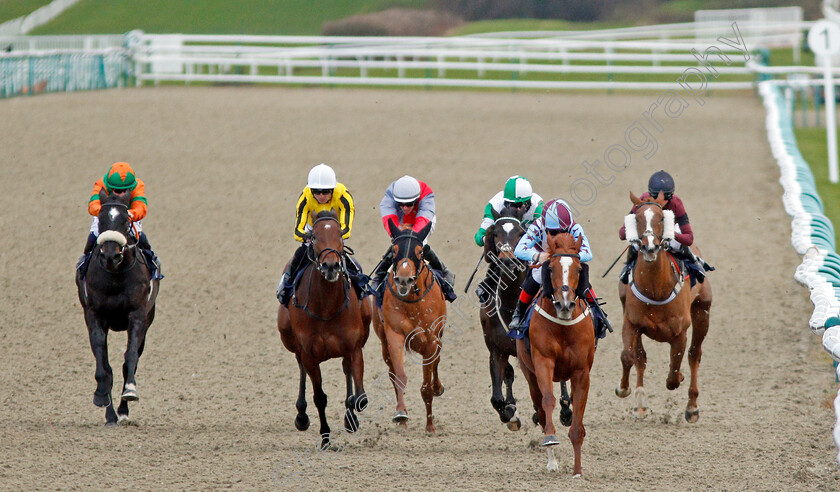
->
[503, 176, 532, 204]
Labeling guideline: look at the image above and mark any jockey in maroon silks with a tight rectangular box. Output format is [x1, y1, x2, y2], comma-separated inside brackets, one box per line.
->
[618, 170, 713, 284]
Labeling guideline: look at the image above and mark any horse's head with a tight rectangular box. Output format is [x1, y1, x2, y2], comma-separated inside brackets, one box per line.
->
[96, 188, 134, 271]
[626, 191, 675, 263]
[309, 210, 345, 282]
[388, 219, 432, 297]
[546, 232, 583, 320]
[486, 205, 526, 270]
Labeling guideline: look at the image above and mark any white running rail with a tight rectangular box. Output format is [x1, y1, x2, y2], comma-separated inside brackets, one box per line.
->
[0, 0, 82, 36]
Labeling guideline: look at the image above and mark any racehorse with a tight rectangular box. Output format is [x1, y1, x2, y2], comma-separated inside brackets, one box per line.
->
[277, 211, 372, 450]
[76, 189, 160, 425]
[516, 232, 595, 476]
[372, 221, 446, 435]
[479, 205, 528, 430]
[615, 192, 713, 422]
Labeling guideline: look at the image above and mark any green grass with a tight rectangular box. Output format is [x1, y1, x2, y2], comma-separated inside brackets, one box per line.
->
[31, 0, 427, 35]
[449, 18, 629, 37]
[0, 0, 53, 24]
[795, 127, 840, 244]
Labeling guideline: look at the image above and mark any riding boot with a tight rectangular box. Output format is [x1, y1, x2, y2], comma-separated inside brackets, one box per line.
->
[277, 243, 309, 305]
[344, 253, 371, 299]
[423, 244, 457, 302]
[618, 245, 639, 284]
[583, 287, 613, 339]
[475, 262, 499, 305]
[76, 232, 97, 278]
[678, 244, 706, 283]
[138, 232, 164, 280]
[367, 247, 394, 296]
[507, 299, 530, 339]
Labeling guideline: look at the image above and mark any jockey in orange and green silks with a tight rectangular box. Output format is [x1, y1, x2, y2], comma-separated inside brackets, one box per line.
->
[276, 163, 369, 306]
[76, 162, 163, 281]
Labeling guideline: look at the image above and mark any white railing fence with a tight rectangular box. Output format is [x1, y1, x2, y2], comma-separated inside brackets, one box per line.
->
[0, 0, 82, 36]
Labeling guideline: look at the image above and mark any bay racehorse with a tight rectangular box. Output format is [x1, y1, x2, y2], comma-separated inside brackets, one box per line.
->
[616, 192, 713, 422]
[277, 211, 372, 449]
[516, 232, 595, 476]
[372, 221, 446, 434]
[479, 205, 528, 430]
[76, 189, 160, 425]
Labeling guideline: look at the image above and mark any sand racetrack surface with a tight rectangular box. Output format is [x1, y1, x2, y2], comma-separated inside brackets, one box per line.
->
[1, 86, 840, 491]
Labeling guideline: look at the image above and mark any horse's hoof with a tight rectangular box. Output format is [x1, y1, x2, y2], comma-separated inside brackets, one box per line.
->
[685, 408, 700, 423]
[633, 407, 649, 420]
[93, 393, 111, 408]
[117, 414, 130, 424]
[355, 393, 368, 413]
[532, 412, 540, 426]
[541, 435, 561, 447]
[506, 417, 521, 432]
[392, 410, 409, 423]
[560, 408, 573, 427]
[294, 413, 310, 431]
[105, 420, 118, 427]
[319, 434, 331, 451]
[425, 426, 436, 436]
[615, 386, 631, 398]
[546, 461, 559, 472]
[434, 384, 445, 397]
[121, 384, 138, 401]
[502, 403, 517, 423]
[572, 473, 582, 479]
[344, 413, 360, 433]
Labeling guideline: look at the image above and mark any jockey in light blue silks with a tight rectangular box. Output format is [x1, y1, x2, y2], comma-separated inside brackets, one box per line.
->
[507, 199, 612, 340]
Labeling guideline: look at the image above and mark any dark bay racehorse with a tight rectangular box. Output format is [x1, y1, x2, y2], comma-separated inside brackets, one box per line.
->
[479, 205, 528, 430]
[76, 189, 160, 425]
[372, 221, 446, 435]
[277, 211, 372, 449]
[616, 192, 713, 422]
[516, 233, 595, 476]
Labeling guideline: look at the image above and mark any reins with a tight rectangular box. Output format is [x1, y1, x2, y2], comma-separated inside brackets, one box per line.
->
[294, 215, 352, 321]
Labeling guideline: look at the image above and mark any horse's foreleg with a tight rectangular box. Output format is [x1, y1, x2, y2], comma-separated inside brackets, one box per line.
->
[383, 329, 409, 426]
[121, 310, 147, 402]
[420, 358, 436, 435]
[633, 334, 649, 419]
[534, 356, 558, 446]
[686, 298, 711, 423]
[342, 356, 361, 433]
[489, 353, 507, 422]
[502, 358, 520, 430]
[666, 331, 687, 391]
[86, 312, 113, 412]
[294, 361, 309, 431]
[302, 358, 331, 449]
[616, 318, 635, 398]
[568, 369, 590, 478]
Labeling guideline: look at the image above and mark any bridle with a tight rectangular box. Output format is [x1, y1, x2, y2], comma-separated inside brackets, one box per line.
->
[96, 201, 139, 274]
[533, 251, 591, 326]
[294, 215, 351, 321]
[387, 231, 435, 303]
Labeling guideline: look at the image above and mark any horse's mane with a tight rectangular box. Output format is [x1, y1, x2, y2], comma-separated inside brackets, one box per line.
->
[315, 210, 338, 220]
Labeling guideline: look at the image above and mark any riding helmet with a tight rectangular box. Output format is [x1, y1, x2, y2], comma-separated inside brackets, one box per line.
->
[104, 162, 137, 191]
[648, 170, 675, 200]
[543, 199, 574, 231]
[503, 175, 532, 204]
[307, 163, 337, 190]
[393, 175, 421, 203]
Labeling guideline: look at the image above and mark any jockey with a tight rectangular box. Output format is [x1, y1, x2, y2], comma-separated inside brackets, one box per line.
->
[508, 199, 612, 340]
[76, 162, 162, 281]
[368, 175, 457, 302]
[618, 170, 713, 284]
[474, 175, 544, 304]
[276, 163, 368, 306]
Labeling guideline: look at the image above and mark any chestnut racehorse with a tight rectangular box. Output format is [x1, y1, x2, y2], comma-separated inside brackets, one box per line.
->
[516, 233, 595, 476]
[277, 211, 372, 449]
[479, 205, 528, 430]
[616, 192, 713, 422]
[372, 221, 446, 434]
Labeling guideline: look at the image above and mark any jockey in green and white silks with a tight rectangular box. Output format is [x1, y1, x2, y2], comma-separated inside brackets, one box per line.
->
[473, 176, 544, 305]
[474, 175, 544, 247]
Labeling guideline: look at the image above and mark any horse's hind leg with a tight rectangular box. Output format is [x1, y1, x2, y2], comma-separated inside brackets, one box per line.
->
[568, 369, 590, 477]
[666, 331, 687, 391]
[302, 357, 331, 449]
[616, 318, 636, 398]
[383, 329, 409, 426]
[520, 364, 545, 429]
[559, 381, 573, 427]
[342, 354, 363, 434]
[421, 359, 437, 435]
[294, 361, 310, 431]
[86, 313, 114, 416]
[489, 352, 509, 423]
[686, 294, 712, 423]
[502, 358, 520, 430]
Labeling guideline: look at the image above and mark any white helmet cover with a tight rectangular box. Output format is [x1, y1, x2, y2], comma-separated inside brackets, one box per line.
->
[393, 175, 421, 203]
[307, 163, 337, 189]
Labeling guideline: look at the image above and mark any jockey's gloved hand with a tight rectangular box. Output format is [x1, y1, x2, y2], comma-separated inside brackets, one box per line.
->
[666, 238, 682, 251]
